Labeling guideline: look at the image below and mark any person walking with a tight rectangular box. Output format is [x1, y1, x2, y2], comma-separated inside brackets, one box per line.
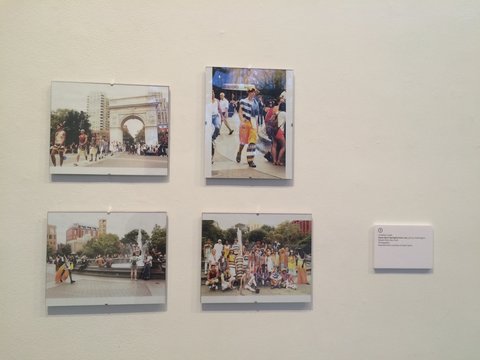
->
[219, 92, 234, 135]
[210, 90, 222, 162]
[211, 90, 222, 142]
[236, 87, 258, 168]
[74, 129, 88, 166]
[50, 123, 66, 167]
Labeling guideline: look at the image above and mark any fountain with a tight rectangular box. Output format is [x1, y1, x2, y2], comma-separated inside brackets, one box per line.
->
[109, 228, 147, 268]
[74, 228, 164, 279]
[134, 228, 146, 267]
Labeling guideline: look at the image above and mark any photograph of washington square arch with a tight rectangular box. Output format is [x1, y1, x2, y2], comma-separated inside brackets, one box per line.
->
[50, 81, 169, 176]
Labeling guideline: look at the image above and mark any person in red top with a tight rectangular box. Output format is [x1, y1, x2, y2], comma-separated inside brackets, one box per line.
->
[74, 129, 88, 166]
[206, 264, 220, 290]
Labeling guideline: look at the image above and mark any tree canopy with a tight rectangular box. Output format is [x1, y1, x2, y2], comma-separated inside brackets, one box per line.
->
[57, 243, 72, 256]
[150, 225, 166, 254]
[121, 229, 150, 249]
[134, 127, 145, 143]
[122, 126, 134, 144]
[201, 220, 311, 253]
[247, 228, 268, 243]
[51, 109, 91, 147]
[202, 220, 223, 243]
[83, 233, 121, 257]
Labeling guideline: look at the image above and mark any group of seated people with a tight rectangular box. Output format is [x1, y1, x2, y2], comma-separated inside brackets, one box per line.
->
[95, 254, 114, 268]
[204, 239, 308, 294]
[206, 264, 297, 294]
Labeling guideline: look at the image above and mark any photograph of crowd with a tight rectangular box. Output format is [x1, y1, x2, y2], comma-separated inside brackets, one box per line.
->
[46, 212, 167, 308]
[205, 67, 293, 180]
[201, 213, 312, 303]
[50, 81, 169, 176]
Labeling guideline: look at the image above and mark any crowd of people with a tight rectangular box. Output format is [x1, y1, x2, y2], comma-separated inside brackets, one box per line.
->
[122, 142, 168, 156]
[48, 249, 165, 282]
[203, 238, 309, 294]
[210, 87, 288, 168]
[50, 123, 168, 167]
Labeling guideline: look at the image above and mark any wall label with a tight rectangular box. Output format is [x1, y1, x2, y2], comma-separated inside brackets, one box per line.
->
[373, 224, 433, 269]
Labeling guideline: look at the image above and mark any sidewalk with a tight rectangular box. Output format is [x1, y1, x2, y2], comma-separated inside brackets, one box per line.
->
[45, 265, 165, 306]
[211, 114, 287, 179]
[50, 151, 167, 169]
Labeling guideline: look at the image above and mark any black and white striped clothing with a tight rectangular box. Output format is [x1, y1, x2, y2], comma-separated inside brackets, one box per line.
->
[239, 98, 254, 121]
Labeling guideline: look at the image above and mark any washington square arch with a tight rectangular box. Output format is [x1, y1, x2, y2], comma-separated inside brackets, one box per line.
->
[109, 93, 168, 146]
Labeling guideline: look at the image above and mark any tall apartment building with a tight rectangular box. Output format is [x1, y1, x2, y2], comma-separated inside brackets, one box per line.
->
[87, 92, 109, 131]
[149, 91, 169, 128]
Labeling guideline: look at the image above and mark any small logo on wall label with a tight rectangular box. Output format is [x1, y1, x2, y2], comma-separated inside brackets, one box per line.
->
[378, 227, 383, 233]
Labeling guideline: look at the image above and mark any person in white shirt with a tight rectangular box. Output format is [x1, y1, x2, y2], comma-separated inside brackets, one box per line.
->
[213, 239, 224, 261]
[219, 92, 234, 135]
[211, 90, 222, 141]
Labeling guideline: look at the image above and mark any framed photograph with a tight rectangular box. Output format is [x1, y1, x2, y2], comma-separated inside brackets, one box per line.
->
[46, 212, 167, 308]
[49, 81, 169, 176]
[201, 213, 312, 304]
[205, 67, 293, 180]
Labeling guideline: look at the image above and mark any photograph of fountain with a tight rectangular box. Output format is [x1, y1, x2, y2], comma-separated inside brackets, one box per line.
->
[46, 212, 167, 308]
[201, 213, 312, 304]
[49, 81, 169, 176]
[205, 67, 294, 180]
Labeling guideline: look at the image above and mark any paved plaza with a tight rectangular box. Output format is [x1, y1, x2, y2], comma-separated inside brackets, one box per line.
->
[200, 282, 312, 298]
[45, 264, 165, 306]
[50, 151, 168, 169]
[211, 113, 287, 179]
[200, 272, 312, 300]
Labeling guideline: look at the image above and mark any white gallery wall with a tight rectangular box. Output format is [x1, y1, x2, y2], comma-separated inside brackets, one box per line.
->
[1, 0, 479, 359]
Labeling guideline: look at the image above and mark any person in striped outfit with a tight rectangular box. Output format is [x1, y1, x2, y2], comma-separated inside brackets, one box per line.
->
[236, 87, 258, 168]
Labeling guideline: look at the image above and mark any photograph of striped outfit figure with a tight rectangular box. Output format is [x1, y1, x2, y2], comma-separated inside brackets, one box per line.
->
[205, 67, 294, 180]
[237, 87, 258, 168]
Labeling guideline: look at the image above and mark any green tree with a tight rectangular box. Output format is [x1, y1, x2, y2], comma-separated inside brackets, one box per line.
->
[150, 225, 166, 254]
[51, 109, 91, 147]
[258, 225, 275, 245]
[123, 126, 134, 145]
[83, 238, 102, 258]
[57, 243, 72, 256]
[260, 224, 274, 233]
[134, 127, 145, 143]
[247, 228, 267, 243]
[83, 234, 121, 257]
[46, 244, 55, 261]
[296, 234, 311, 254]
[121, 229, 150, 249]
[272, 221, 303, 247]
[223, 227, 238, 244]
[202, 220, 223, 245]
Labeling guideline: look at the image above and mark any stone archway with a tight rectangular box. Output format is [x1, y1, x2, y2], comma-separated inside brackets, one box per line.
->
[121, 115, 144, 144]
[109, 95, 161, 146]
